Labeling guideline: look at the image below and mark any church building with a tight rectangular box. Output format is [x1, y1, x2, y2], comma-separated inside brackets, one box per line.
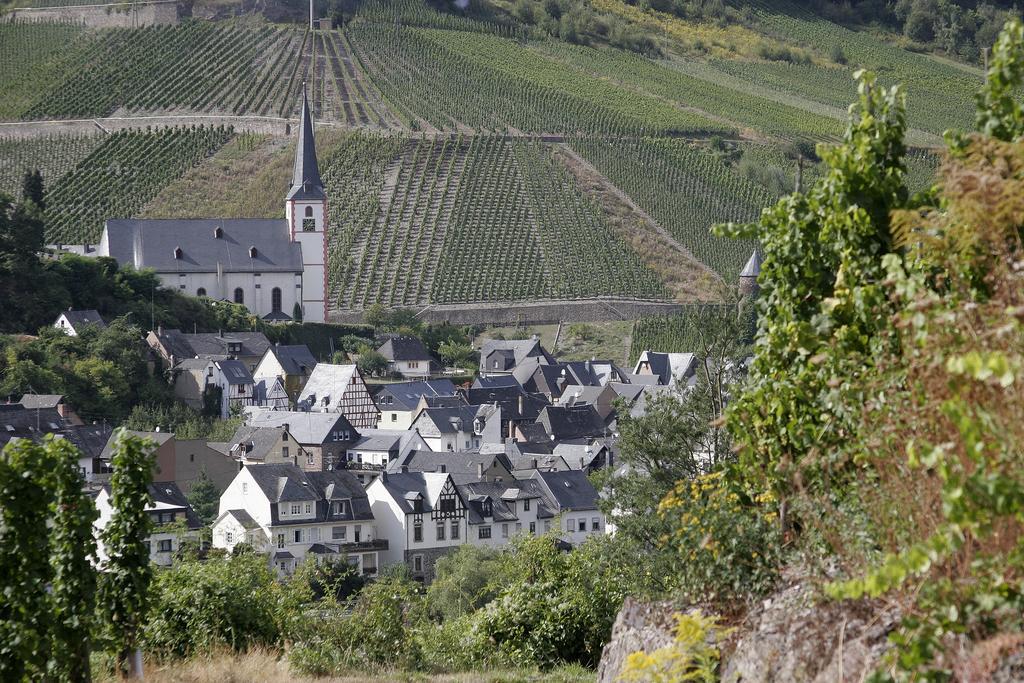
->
[70, 93, 329, 323]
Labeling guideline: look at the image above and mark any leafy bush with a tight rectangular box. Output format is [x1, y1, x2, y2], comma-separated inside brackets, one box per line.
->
[142, 553, 283, 659]
[426, 544, 506, 621]
[619, 611, 731, 683]
[658, 472, 782, 607]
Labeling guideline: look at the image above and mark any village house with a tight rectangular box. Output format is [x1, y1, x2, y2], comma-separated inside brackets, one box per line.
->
[554, 384, 619, 424]
[0, 402, 111, 483]
[94, 481, 203, 567]
[387, 450, 515, 484]
[478, 337, 555, 377]
[253, 344, 318, 404]
[212, 463, 386, 576]
[533, 404, 609, 442]
[295, 363, 379, 428]
[528, 470, 607, 544]
[632, 351, 699, 387]
[18, 394, 83, 426]
[409, 404, 502, 452]
[172, 358, 256, 418]
[244, 408, 358, 471]
[342, 428, 429, 485]
[62, 94, 330, 323]
[53, 309, 106, 336]
[212, 424, 309, 470]
[374, 379, 458, 430]
[255, 375, 290, 410]
[376, 335, 437, 378]
[512, 357, 578, 400]
[99, 430, 237, 494]
[148, 328, 272, 372]
[467, 377, 550, 439]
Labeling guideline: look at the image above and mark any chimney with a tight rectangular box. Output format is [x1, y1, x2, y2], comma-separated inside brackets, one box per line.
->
[529, 457, 537, 469]
[283, 423, 290, 435]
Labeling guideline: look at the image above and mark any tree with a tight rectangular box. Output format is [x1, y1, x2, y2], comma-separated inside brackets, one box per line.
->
[21, 169, 44, 210]
[186, 470, 220, 525]
[356, 348, 389, 376]
[426, 545, 505, 621]
[292, 302, 303, 323]
[99, 430, 156, 678]
[436, 340, 474, 370]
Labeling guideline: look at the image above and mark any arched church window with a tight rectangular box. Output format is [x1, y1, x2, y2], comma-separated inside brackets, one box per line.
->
[271, 287, 282, 313]
[304, 206, 313, 218]
[197, 287, 207, 297]
[234, 288, 244, 304]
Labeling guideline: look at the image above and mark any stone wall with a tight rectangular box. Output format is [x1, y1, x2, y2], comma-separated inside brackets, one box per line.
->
[6, 1, 179, 28]
[331, 298, 690, 327]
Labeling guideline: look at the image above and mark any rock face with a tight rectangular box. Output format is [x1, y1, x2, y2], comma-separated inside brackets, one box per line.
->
[597, 578, 899, 683]
[722, 579, 899, 683]
[596, 597, 678, 683]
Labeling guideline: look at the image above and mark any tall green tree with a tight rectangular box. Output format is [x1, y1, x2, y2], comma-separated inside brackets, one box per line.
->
[99, 430, 155, 678]
[21, 169, 44, 210]
[186, 470, 220, 526]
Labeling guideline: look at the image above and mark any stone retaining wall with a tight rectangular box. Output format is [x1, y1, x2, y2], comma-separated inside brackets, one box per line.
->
[330, 299, 690, 326]
[5, 1, 179, 28]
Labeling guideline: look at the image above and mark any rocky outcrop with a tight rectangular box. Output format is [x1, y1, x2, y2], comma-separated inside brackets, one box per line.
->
[596, 598, 679, 683]
[597, 577, 900, 683]
[722, 579, 899, 682]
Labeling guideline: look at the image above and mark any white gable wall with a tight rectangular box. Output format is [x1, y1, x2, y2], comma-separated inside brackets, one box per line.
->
[286, 199, 326, 324]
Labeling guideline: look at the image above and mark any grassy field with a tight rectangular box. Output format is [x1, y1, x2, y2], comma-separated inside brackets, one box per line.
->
[474, 320, 635, 365]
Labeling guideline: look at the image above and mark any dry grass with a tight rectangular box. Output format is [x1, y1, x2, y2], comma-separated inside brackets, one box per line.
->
[93, 649, 595, 683]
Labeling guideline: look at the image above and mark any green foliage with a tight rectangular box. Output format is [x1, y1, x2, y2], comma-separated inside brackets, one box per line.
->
[426, 544, 506, 621]
[143, 553, 282, 659]
[0, 437, 98, 682]
[618, 611, 731, 683]
[975, 19, 1024, 141]
[716, 69, 909, 502]
[658, 472, 782, 606]
[356, 347, 389, 376]
[185, 471, 220, 526]
[98, 430, 155, 674]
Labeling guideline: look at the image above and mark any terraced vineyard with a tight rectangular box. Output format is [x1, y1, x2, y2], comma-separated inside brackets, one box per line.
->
[571, 137, 768, 276]
[45, 126, 233, 244]
[0, 21, 393, 123]
[325, 134, 668, 308]
[347, 21, 729, 136]
[629, 306, 735, 362]
[0, 133, 104, 200]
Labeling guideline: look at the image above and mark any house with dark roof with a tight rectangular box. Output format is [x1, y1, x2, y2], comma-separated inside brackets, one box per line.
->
[555, 384, 618, 423]
[0, 403, 112, 483]
[513, 357, 579, 400]
[386, 450, 514, 484]
[214, 424, 310, 470]
[244, 408, 358, 471]
[478, 337, 555, 377]
[213, 462, 386, 576]
[19, 393, 83, 426]
[60, 94, 328, 323]
[632, 351, 699, 387]
[527, 469, 606, 543]
[95, 481, 203, 567]
[148, 328, 273, 371]
[98, 430, 237, 494]
[376, 335, 437, 378]
[466, 380, 551, 440]
[342, 429, 429, 485]
[534, 404, 609, 441]
[253, 344, 318, 404]
[410, 404, 502, 452]
[54, 309, 106, 336]
[374, 379, 458, 430]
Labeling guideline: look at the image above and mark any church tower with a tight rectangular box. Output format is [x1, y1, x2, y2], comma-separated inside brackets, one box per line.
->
[285, 90, 328, 323]
[738, 247, 762, 298]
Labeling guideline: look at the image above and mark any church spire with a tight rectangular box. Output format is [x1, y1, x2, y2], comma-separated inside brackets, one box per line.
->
[287, 87, 325, 201]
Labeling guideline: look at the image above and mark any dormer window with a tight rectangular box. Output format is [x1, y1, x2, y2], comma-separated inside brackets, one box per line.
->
[249, 246, 258, 258]
[413, 498, 424, 513]
[173, 246, 183, 260]
[481, 500, 492, 517]
[214, 226, 223, 239]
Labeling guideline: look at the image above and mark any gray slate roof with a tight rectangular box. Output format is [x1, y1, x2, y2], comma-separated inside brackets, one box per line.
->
[376, 380, 458, 412]
[245, 409, 355, 445]
[218, 509, 260, 530]
[58, 310, 106, 331]
[388, 450, 513, 482]
[530, 470, 600, 512]
[537, 404, 607, 440]
[18, 394, 64, 410]
[148, 482, 203, 529]
[267, 345, 317, 376]
[103, 219, 302, 273]
[740, 248, 762, 278]
[377, 335, 432, 362]
[216, 359, 254, 385]
[245, 463, 372, 524]
[226, 425, 287, 461]
[287, 91, 326, 201]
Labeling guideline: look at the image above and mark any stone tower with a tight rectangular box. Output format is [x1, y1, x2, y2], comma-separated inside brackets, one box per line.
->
[738, 248, 762, 298]
[285, 90, 327, 323]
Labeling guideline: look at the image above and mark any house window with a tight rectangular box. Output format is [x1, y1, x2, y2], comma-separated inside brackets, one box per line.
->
[502, 523, 509, 538]
[271, 287, 282, 313]
[413, 520, 423, 543]
[277, 534, 285, 548]
[197, 287, 207, 297]
[390, 413, 397, 422]
[305, 503, 312, 514]
[354, 525, 361, 542]
[592, 517, 601, 531]
[234, 288, 244, 304]
[311, 528, 321, 542]
[524, 499, 530, 511]
[516, 522, 522, 534]
[439, 496, 456, 514]
[332, 526, 346, 540]
[291, 504, 301, 515]
[408, 361, 418, 369]
[294, 529, 302, 543]
[332, 501, 348, 515]
[226, 532, 233, 544]
[566, 518, 574, 533]
[478, 526, 491, 539]
[451, 521, 460, 540]
[578, 519, 586, 532]
[144, 541, 151, 554]
[481, 500, 492, 517]
[158, 539, 172, 553]
[436, 523, 446, 541]
[282, 447, 289, 459]
[413, 555, 423, 573]
[306, 452, 315, 466]
[189, 453, 194, 462]
[529, 522, 536, 534]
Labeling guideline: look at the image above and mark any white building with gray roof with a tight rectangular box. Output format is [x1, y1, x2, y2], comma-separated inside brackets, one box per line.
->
[62, 93, 329, 323]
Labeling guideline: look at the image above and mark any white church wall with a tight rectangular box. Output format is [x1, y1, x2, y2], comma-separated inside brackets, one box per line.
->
[159, 271, 299, 319]
[286, 199, 327, 323]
